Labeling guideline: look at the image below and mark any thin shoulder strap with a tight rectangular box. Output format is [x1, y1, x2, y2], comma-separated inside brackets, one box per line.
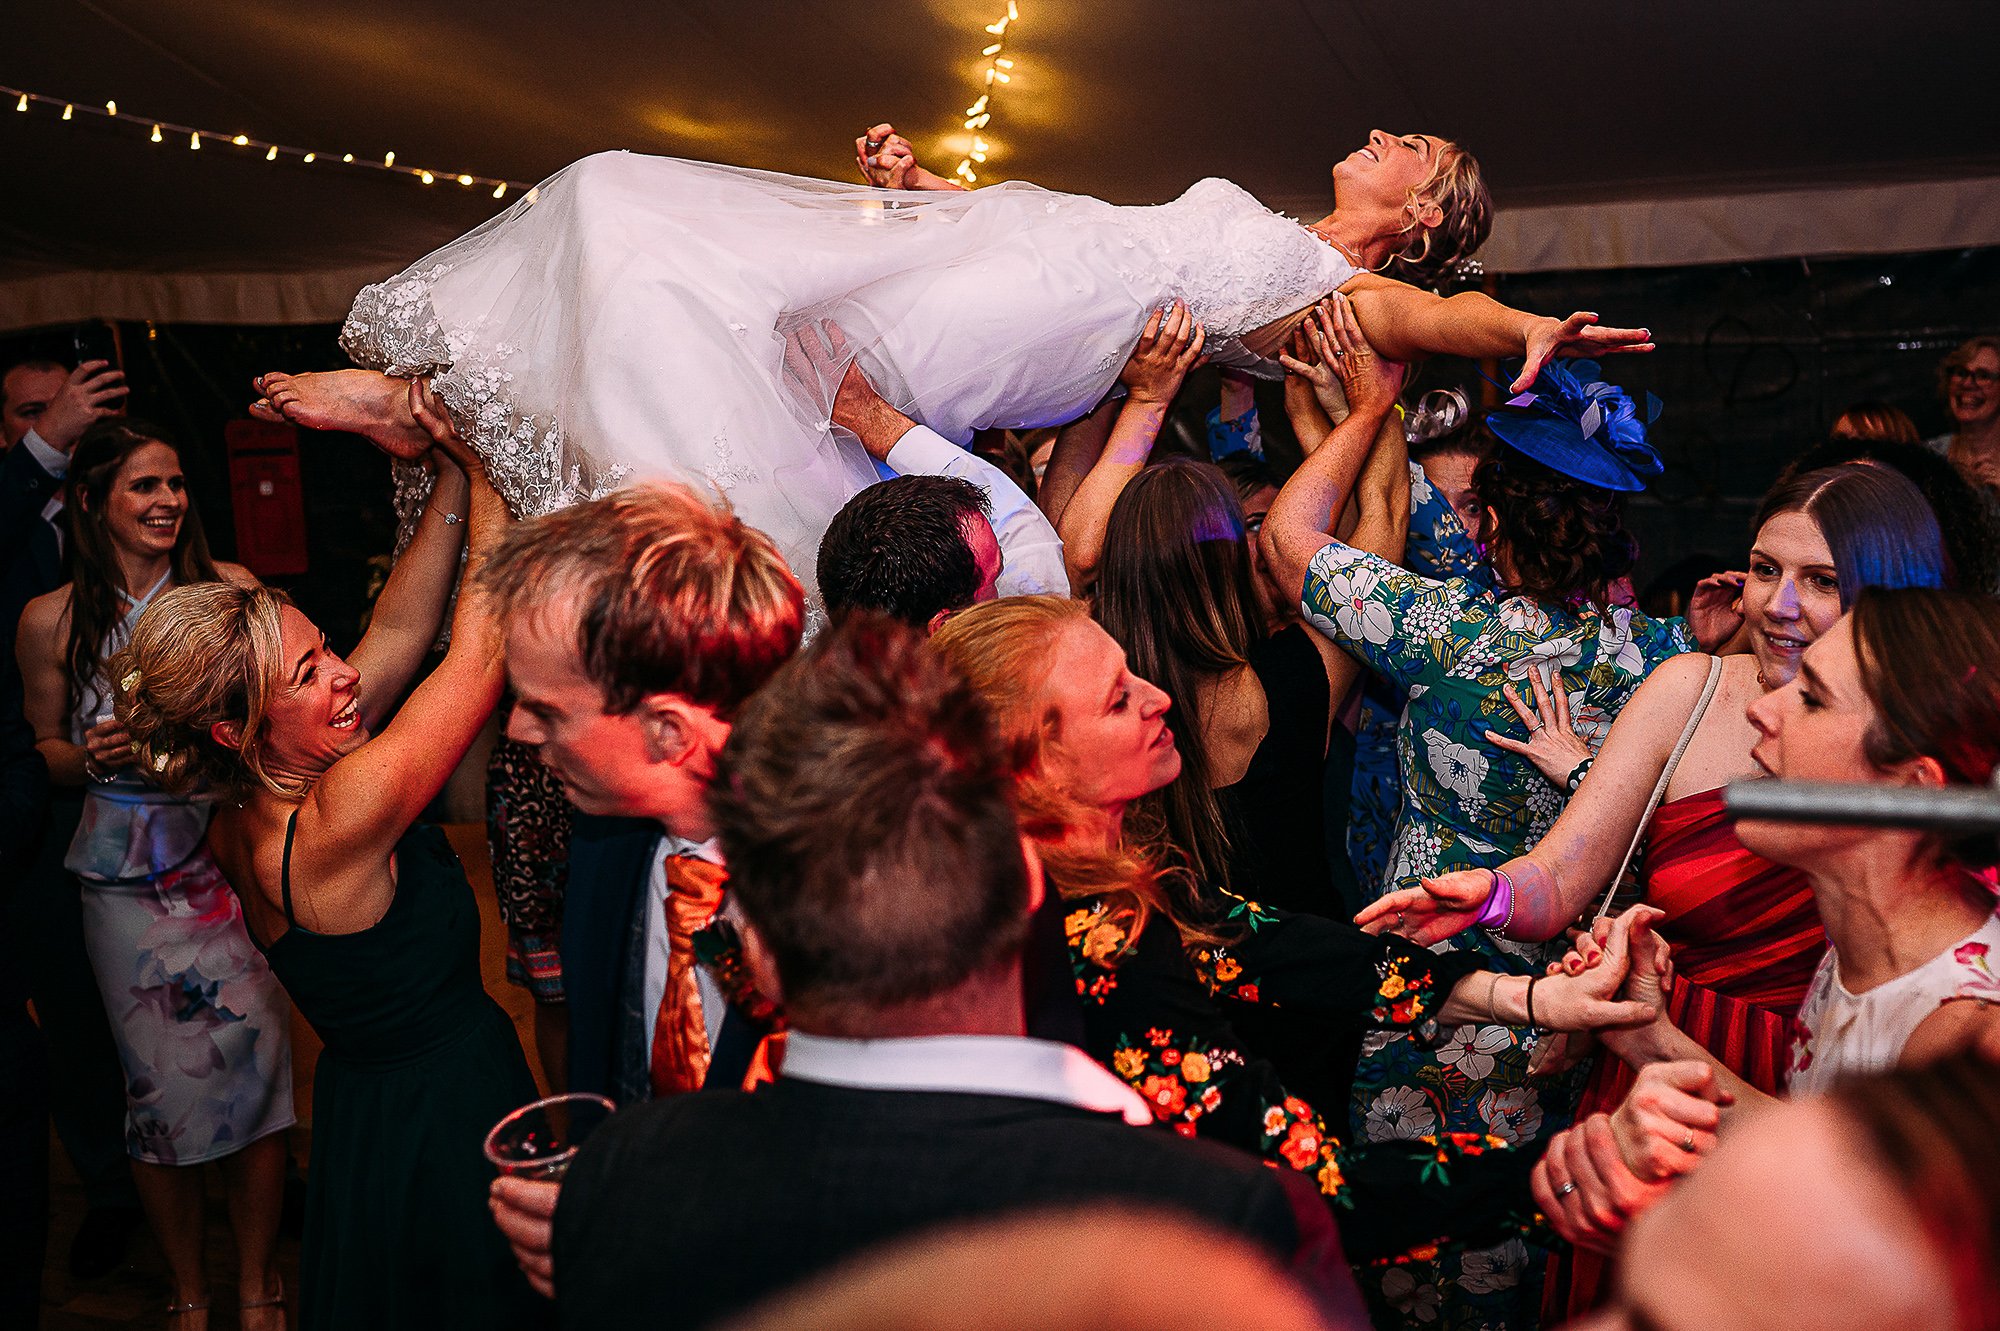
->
[1595, 655, 1725, 920]
[280, 808, 302, 927]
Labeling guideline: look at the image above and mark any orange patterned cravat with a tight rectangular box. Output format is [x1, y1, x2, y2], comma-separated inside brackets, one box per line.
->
[647, 853, 730, 1100]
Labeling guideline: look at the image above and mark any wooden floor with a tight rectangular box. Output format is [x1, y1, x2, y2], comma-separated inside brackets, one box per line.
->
[38, 824, 548, 1330]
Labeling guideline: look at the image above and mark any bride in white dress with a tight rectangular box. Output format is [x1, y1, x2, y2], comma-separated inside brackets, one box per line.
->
[254, 124, 1649, 576]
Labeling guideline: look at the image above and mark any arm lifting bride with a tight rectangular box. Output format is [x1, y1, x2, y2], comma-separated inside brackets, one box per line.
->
[250, 121, 1648, 586]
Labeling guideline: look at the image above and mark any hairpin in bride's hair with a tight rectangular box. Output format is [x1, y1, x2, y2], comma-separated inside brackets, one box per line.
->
[1406, 388, 1471, 446]
[1447, 257, 1485, 284]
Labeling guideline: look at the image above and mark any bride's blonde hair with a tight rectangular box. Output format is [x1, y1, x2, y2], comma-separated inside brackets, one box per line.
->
[1381, 138, 1492, 288]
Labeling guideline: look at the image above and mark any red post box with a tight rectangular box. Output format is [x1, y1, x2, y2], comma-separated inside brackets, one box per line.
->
[224, 418, 309, 577]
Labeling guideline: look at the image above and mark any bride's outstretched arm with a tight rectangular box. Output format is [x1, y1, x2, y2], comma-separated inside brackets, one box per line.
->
[1341, 275, 1655, 394]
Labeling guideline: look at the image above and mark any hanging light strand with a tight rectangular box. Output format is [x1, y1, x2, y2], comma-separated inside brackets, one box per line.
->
[1, 83, 535, 198]
[951, 0, 1019, 186]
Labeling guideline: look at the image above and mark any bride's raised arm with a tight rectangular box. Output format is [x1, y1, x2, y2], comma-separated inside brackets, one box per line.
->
[1341, 274, 1655, 393]
[855, 123, 968, 192]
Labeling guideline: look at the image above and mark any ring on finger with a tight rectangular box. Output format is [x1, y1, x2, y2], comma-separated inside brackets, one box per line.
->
[1679, 1132, 1697, 1154]
[1557, 1181, 1577, 1197]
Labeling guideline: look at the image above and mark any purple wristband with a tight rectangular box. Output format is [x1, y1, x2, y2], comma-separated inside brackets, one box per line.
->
[1474, 868, 1514, 929]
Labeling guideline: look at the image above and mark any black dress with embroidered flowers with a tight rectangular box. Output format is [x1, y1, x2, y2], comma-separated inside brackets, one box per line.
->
[1063, 892, 1543, 1264]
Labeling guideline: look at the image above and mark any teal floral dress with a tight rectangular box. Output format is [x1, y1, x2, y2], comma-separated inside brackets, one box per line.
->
[1349, 463, 1486, 896]
[1301, 539, 1693, 1331]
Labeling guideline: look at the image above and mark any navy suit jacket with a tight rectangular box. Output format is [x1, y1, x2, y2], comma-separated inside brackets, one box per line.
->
[559, 812, 1088, 1103]
[558, 813, 662, 1101]
[1, 442, 64, 609]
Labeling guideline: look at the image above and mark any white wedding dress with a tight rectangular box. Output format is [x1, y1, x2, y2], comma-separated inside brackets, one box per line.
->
[341, 150, 1358, 573]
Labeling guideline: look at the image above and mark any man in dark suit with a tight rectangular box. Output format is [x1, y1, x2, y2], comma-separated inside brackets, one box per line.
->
[545, 616, 1365, 1330]
[1, 356, 143, 1278]
[475, 483, 806, 1106]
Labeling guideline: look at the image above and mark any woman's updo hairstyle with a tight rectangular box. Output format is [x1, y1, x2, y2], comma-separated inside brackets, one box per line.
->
[1381, 139, 1493, 289]
[1848, 587, 2000, 871]
[1470, 446, 1637, 609]
[110, 581, 301, 800]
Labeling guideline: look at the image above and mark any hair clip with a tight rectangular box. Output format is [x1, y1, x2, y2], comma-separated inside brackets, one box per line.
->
[121, 669, 142, 693]
[154, 751, 169, 772]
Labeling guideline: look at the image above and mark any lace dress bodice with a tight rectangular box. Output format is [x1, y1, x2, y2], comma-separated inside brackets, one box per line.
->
[1115, 176, 1359, 360]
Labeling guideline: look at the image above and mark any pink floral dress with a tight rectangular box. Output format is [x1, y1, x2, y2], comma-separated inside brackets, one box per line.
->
[67, 581, 293, 1165]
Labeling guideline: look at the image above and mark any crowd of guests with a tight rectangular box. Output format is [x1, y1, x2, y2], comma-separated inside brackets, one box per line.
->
[3, 308, 1998, 1331]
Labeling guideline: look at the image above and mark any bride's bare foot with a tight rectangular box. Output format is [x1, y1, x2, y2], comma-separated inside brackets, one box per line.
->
[249, 369, 433, 460]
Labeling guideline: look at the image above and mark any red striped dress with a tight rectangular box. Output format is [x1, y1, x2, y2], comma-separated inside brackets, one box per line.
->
[1546, 785, 1827, 1319]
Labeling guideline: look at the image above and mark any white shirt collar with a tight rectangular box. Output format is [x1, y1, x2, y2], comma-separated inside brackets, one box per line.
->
[652, 832, 723, 866]
[20, 427, 69, 480]
[782, 1032, 1154, 1126]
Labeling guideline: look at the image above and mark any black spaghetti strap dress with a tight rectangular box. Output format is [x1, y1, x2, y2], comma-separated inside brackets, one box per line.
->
[258, 814, 545, 1330]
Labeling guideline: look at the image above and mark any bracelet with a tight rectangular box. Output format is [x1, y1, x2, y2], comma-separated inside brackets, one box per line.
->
[1524, 974, 1541, 1030]
[441, 512, 462, 525]
[1474, 868, 1516, 932]
[1564, 756, 1594, 795]
[85, 755, 115, 785]
[1484, 971, 1503, 1022]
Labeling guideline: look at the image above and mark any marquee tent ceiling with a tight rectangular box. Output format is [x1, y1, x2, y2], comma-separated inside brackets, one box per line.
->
[6, 0, 1999, 330]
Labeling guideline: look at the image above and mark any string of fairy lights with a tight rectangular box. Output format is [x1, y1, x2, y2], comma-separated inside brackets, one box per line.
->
[7, 24, 1024, 198]
[1, 83, 538, 201]
[949, 0, 1020, 186]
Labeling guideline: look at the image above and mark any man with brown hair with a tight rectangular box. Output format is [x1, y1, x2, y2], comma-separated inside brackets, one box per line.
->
[478, 481, 803, 1101]
[481, 482, 804, 1295]
[547, 615, 1363, 1330]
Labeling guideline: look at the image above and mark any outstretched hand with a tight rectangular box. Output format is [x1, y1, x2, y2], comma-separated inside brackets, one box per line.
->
[1286, 293, 1404, 421]
[1120, 301, 1206, 404]
[407, 379, 481, 474]
[1529, 903, 1665, 1033]
[1513, 312, 1655, 394]
[1277, 304, 1352, 425]
[1533, 1113, 1671, 1254]
[786, 320, 912, 461]
[1609, 1060, 1731, 1182]
[1485, 663, 1593, 789]
[1354, 869, 1490, 945]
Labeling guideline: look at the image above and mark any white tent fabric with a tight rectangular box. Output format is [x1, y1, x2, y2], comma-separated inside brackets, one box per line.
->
[6, 0, 1998, 331]
[1484, 175, 2000, 274]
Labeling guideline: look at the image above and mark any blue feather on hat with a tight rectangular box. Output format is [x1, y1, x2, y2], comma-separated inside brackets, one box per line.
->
[1485, 359, 1664, 493]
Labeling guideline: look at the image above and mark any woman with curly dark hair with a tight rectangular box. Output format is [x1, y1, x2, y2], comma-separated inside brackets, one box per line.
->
[1260, 295, 1692, 1330]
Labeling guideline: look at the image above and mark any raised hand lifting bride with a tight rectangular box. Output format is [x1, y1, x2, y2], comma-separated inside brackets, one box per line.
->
[252, 121, 1649, 580]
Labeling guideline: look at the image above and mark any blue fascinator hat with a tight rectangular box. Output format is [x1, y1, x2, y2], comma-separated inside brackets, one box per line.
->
[1485, 359, 1663, 493]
